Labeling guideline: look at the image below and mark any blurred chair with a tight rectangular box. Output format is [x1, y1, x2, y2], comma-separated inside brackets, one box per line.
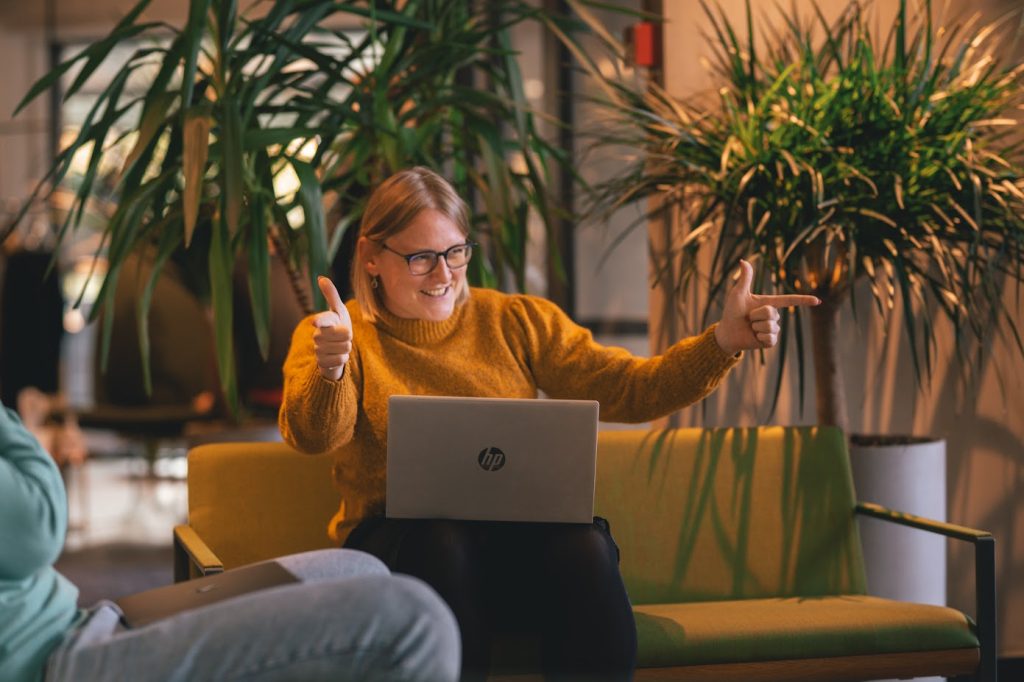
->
[79, 252, 219, 470]
[92, 251, 218, 410]
[174, 427, 993, 681]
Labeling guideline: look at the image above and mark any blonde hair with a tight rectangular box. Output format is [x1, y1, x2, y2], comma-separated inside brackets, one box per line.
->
[353, 167, 472, 322]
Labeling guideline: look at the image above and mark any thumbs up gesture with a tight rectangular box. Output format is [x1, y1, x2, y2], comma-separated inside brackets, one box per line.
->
[714, 260, 820, 356]
[313, 276, 353, 382]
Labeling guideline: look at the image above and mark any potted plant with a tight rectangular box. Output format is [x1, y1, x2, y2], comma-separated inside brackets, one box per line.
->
[572, 0, 1024, 605]
[6, 0, 579, 413]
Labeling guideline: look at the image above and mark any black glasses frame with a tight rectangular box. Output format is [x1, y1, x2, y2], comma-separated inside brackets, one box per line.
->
[379, 241, 478, 275]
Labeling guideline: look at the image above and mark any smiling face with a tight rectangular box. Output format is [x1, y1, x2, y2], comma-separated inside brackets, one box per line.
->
[362, 208, 469, 321]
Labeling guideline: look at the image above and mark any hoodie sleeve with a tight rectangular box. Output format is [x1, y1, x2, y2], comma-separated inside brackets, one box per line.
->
[0, 406, 67, 580]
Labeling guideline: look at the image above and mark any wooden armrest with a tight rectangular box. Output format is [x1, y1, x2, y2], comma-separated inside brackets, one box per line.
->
[173, 524, 224, 581]
[855, 502, 991, 541]
[855, 501, 996, 682]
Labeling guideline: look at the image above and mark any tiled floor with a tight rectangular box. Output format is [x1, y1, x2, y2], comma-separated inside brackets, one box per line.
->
[63, 450, 188, 551]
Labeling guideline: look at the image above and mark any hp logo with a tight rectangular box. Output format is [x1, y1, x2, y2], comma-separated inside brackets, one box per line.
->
[478, 447, 506, 472]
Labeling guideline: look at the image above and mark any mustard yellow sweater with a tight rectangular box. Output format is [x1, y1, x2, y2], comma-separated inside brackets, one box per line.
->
[279, 287, 740, 544]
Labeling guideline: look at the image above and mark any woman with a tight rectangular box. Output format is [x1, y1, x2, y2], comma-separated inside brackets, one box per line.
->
[0, 402, 460, 682]
[279, 167, 818, 680]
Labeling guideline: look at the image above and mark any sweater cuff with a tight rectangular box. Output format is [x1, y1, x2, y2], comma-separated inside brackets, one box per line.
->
[299, 366, 349, 418]
[689, 324, 743, 375]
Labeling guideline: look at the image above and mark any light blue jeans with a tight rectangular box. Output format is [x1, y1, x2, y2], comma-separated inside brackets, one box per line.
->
[44, 549, 461, 681]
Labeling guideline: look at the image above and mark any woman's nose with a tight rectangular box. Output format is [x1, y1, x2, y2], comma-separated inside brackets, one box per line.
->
[430, 256, 454, 280]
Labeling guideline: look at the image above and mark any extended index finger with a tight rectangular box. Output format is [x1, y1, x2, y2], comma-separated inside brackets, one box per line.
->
[318, 276, 345, 315]
[759, 294, 821, 308]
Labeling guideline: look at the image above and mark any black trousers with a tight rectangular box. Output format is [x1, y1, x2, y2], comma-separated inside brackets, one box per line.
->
[344, 516, 637, 682]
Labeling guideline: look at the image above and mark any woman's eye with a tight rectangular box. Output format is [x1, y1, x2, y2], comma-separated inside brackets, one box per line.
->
[409, 253, 433, 266]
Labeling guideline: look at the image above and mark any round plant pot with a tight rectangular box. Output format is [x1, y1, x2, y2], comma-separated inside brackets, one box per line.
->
[848, 435, 947, 607]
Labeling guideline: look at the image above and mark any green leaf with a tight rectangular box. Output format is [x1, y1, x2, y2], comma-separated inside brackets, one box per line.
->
[216, 0, 237, 54]
[15, 1, 156, 115]
[181, 0, 213, 110]
[289, 157, 328, 311]
[13, 57, 80, 117]
[243, 127, 322, 150]
[64, 24, 160, 103]
[328, 3, 432, 30]
[68, 65, 134, 232]
[137, 216, 183, 394]
[247, 192, 271, 361]
[209, 214, 239, 414]
[121, 91, 176, 179]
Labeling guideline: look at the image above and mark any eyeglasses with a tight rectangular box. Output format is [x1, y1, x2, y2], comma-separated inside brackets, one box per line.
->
[379, 241, 477, 275]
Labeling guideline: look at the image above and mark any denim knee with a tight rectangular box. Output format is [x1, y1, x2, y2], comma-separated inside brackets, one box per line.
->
[371, 574, 461, 681]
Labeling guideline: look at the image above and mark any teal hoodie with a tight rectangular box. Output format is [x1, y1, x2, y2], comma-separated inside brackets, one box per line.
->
[0, 406, 80, 682]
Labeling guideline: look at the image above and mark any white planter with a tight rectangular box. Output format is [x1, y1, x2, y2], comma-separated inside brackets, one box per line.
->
[849, 436, 946, 682]
[849, 436, 947, 604]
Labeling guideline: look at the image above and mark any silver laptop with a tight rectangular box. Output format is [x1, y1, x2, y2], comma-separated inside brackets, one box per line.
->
[116, 561, 299, 628]
[386, 395, 599, 523]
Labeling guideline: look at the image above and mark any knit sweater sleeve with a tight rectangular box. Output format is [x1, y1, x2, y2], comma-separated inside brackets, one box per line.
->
[509, 295, 741, 423]
[278, 313, 361, 454]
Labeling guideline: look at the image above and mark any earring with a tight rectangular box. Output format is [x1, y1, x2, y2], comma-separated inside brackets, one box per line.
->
[371, 276, 379, 290]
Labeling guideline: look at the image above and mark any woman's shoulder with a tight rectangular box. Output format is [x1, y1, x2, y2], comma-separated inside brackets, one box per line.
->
[466, 288, 570, 336]
[468, 287, 555, 312]
[345, 298, 365, 323]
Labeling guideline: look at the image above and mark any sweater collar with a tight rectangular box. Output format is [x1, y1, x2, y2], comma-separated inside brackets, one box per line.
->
[372, 297, 468, 344]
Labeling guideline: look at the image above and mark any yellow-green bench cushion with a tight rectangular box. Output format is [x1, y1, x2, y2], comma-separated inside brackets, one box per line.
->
[634, 595, 978, 667]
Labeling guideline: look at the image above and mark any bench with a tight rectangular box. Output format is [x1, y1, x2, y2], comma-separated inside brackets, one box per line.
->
[174, 426, 992, 681]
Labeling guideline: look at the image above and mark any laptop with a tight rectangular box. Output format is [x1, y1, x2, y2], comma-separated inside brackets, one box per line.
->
[115, 561, 299, 628]
[386, 395, 599, 524]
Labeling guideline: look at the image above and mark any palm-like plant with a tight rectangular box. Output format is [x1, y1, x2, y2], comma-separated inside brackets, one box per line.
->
[8, 0, 578, 412]
[575, 0, 1024, 432]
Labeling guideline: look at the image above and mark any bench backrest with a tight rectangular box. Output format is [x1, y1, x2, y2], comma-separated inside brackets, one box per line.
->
[187, 426, 866, 601]
[595, 426, 866, 604]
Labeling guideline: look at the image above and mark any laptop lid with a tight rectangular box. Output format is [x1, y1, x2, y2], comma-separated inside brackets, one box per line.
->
[386, 395, 599, 524]
[115, 561, 299, 628]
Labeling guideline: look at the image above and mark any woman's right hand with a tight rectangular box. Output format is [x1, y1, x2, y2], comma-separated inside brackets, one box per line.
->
[313, 276, 353, 382]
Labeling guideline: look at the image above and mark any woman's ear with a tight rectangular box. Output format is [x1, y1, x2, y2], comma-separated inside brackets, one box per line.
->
[358, 236, 380, 277]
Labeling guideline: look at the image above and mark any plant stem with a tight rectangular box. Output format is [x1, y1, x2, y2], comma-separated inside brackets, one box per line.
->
[810, 298, 848, 432]
[268, 227, 313, 316]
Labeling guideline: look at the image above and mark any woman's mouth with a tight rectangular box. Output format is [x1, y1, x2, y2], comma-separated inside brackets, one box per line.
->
[420, 285, 451, 298]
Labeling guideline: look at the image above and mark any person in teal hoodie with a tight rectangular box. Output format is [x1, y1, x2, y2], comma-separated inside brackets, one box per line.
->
[0, 403, 460, 681]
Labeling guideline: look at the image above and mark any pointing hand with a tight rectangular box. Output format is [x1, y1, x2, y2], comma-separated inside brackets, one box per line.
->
[312, 276, 353, 381]
[714, 260, 820, 355]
